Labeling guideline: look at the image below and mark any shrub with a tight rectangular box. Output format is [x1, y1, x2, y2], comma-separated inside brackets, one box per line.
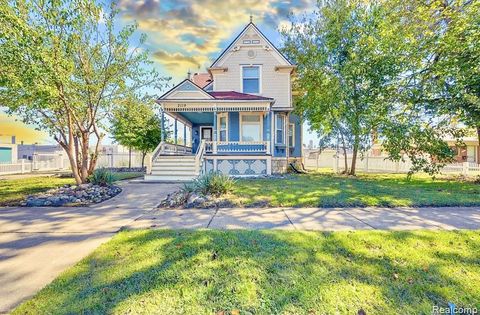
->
[88, 168, 115, 186]
[184, 172, 235, 197]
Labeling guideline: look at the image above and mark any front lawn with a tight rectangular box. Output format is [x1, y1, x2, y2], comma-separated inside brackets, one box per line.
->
[0, 176, 74, 206]
[0, 172, 143, 206]
[14, 229, 480, 314]
[228, 172, 480, 207]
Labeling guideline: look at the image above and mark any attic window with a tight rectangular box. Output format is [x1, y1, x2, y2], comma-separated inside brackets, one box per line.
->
[252, 40, 260, 44]
[243, 40, 251, 44]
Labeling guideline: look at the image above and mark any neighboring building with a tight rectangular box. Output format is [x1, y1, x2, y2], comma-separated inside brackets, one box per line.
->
[445, 136, 479, 163]
[146, 21, 301, 181]
[0, 136, 17, 163]
[17, 144, 62, 160]
[370, 136, 479, 163]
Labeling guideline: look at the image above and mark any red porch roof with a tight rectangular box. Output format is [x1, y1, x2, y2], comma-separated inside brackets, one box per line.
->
[208, 91, 273, 101]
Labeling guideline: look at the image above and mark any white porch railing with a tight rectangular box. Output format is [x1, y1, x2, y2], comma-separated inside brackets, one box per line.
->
[205, 141, 269, 154]
[195, 140, 206, 175]
[152, 141, 193, 161]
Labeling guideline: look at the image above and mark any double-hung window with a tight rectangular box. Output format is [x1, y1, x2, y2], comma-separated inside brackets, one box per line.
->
[218, 113, 228, 141]
[241, 114, 262, 142]
[242, 66, 260, 94]
[275, 114, 285, 145]
[288, 123, 295, 147]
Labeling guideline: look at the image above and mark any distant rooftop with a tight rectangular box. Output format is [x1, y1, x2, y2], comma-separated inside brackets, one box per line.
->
[191, 72, 212, 88]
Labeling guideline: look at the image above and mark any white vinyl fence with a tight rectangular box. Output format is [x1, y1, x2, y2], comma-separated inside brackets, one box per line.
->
[304, 150, 480, 175]
[0, 151, 151, 176]
[0, 153, 70, 175]
[96, 153, 150, 169]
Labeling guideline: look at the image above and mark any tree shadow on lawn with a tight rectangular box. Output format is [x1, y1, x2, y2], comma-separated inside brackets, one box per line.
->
[236, 174, 480, 207]
[14, 230, 480, 314]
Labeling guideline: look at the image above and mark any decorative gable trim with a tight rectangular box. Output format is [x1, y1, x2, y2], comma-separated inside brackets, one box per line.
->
[210, 22, 293, 68]
[158, 79, 215, 100]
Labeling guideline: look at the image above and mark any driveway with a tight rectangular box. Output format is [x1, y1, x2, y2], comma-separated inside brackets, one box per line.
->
[0, 181, 178, 313]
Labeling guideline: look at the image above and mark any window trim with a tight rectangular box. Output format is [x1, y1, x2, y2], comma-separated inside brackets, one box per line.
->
[240, 112, 263, 142]
[275, 114, 286, 145]
[240, 65, 262, 94]
[288, 123, 295, 148]
[217, 113, 229, 142]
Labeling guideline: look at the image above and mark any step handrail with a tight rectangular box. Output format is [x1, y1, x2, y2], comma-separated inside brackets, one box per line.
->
[195, 139, 206, 175]
[152, 141, 165, 163]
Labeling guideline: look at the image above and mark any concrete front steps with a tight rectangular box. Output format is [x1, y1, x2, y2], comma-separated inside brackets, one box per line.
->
[144, 155, 199, 182]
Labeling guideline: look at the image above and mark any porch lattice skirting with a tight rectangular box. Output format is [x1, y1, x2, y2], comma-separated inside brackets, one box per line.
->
[204, 156, 271, 176]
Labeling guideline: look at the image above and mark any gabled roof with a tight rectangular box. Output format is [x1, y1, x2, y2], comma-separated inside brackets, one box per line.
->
[208, 91, 274, 101]
[210, 22, 293, 68]
[158, 79, 214, 100]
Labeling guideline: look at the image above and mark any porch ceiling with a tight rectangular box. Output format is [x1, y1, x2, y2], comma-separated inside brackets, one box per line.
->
[178, 112, 214, 124]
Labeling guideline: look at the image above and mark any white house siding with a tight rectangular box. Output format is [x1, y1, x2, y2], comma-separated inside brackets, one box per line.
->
[213, 30, 292, 109]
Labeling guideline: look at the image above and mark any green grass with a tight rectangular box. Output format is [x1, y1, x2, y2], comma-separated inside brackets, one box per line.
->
[0, 176, 75, 205]
[13, 229, 480, 314]
[111, 171, 144, 181]
[228, 172, 480, 207]
[0, 172, 143, 206]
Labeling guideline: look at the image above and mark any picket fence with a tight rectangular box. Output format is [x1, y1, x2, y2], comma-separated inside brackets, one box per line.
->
[303, 150, 480, 175]
[0, 153, 69, 175]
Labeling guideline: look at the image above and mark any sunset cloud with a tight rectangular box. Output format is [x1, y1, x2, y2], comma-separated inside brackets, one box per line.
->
[116, 0, 315, 79]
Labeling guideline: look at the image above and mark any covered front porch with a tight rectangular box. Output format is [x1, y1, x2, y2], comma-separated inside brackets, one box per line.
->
[154, 101, 274, 158]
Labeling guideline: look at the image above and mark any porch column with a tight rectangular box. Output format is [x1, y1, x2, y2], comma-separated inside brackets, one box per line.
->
[183, 124, 187, 148]
[213, 111, 217, 154]
[160, 109, 165, 142]
[265, 111, 271, 155]
[174, 118, 178, 152]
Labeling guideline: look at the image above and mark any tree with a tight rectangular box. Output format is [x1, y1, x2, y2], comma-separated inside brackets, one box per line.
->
[0, 0, 166, 184]
[283, 0, 459, 175]
[111, 96, 167, 168]
[282, 0, 407, 175]
[418, 1, 480, 147]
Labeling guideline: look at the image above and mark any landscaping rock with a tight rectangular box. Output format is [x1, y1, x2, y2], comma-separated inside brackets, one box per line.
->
[23, 184, 122, 207]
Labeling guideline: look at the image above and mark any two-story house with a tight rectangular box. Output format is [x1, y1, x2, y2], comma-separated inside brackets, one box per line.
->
[145, 21, 302, 181]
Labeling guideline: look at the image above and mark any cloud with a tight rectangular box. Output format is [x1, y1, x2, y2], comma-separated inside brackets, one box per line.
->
[152, 50, 205, 72]
[116, 0, 315, 79]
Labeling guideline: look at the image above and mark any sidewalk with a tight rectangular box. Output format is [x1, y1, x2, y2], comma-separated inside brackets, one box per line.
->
[0, 181, 179, 313]
[127, 206, 480, 231]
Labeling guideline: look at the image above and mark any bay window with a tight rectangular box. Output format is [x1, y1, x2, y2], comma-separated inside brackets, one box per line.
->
[288, 123, 295, 147]
[217, 113, 228, 141]
[275, 114, 285, 145]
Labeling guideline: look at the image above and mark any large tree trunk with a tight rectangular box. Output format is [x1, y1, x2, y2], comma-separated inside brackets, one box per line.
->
[128, 147, 132, 169]
[477, 126, 480, 163]
[349, 136, 360, 176]
[141, 152, 146, 168]
[340, 131, 348, 174]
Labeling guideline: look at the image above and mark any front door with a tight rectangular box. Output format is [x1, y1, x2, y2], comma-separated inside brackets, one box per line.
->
[201, 127, 213, 141]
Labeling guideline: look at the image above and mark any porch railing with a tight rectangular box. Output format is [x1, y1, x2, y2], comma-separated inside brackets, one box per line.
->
[152, 141, 193, 161]
[205, 141, 270, 154]
[195, 140, 206, 175]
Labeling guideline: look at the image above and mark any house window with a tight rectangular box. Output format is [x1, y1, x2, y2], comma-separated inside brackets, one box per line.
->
[243, 40, 251, 44]
[217, 113, 228, 141]
[241, 113, 262, 142]
[288, 123, 295, 147]
[252, 40, 260, 44]
[242, 66, 260, 94]
[275, 114, 285, 145]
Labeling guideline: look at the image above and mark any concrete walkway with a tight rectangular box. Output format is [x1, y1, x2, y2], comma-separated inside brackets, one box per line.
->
[128, 206, 480, 231]
[0, 181, 178, 313]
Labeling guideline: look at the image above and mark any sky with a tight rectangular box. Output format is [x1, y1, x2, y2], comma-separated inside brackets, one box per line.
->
[0, 0, 318, 146]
